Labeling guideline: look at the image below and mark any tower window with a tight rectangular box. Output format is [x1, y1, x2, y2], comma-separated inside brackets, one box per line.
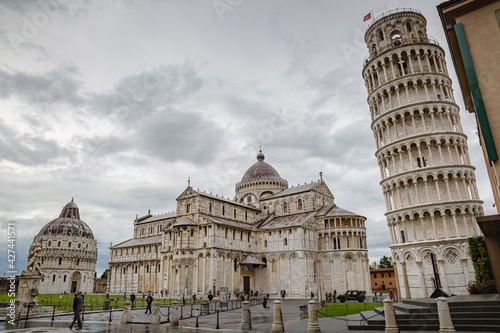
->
[400, 230, 406, 243]
[417, 157, 427, 168]
[298, 199, 303, 210]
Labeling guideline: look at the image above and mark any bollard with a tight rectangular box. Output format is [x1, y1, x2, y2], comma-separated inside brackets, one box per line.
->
[82, 306, 85, 322]
[170, 301, 179, 326]
[109, 306, 113, 322]
[195, 310, 199, 328]
[241, 301, 252, 330]
[307, 300, 320, 333]
[121, 301, 132, 324]
[437, 297, 456, 333]
[51, 305, 56, 321]
[271, 300, 283, 332]
[150, 301, 161, 324]
[383, 299, 399, 333]
[216, 309, 220, 329]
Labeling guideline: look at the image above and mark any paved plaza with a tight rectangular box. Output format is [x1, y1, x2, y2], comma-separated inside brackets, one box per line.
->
[0, 299, 387, 333]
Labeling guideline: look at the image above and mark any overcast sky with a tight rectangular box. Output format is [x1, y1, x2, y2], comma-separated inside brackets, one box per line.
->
[0, 0, 496, 277]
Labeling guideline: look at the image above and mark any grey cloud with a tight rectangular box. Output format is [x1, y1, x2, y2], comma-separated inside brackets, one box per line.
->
[0, 120, 70, 165]
[0, 67, 84, 106]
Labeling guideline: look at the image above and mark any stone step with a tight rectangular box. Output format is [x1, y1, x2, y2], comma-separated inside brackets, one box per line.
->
[394, 303, 437, 313]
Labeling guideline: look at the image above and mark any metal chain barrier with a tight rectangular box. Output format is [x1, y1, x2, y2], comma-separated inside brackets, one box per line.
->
[157, 306, 171, 317]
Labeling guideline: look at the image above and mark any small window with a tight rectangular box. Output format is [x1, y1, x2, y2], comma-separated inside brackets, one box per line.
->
[381, 273, 385, 278]
[264, 240, 267, 247]
[203, 242, 207, 248]
[77, 259, 80, 266]
[389, 282, 393, 285]
[48, 241, 51, 247]
[59, 257, 62, 265]
[222, 206, 225, 216]
[375, 282, 378, 286]
[135, 266, 138, 274]
[283, 202, 288, 213]
[52, 275, 56, 282]
[234, 258, 238, 271]
[233, 229, 236, 240]
[147, 265, 149, 273]
[374, 273, 377, 278]
[284, 238, 287, 246]
[389, 273, 392, 277]
[234, 209, 236, 219]
[298, 199, 303, 210]
[190, 229, 194, 237]
[63, 275, 67, 282]
[245, 211, 248, 221]
[247, 196, 252, 203]
[401, 230, 406, 243]
[417, 157, 427, 168]
[209, 202, 212, 213]
[58, 241, 61, 247]
[68, 242, 71, 248]
[78, 243, 81, 249]
[186, 203, 190, 213]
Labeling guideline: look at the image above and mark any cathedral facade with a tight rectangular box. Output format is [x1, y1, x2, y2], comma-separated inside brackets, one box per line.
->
[107, 152, 371, 298]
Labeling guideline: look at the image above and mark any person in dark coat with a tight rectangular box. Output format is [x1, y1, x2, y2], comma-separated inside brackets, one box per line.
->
[69, 291, 83, 330]
[145, 293, 153, 314]
[262, 296, 268, 309]
[130, 293, 136, 308]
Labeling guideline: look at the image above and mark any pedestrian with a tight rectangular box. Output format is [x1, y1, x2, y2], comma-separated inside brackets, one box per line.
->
[124, 292, 126, 300]
[333, 290, 337, 303]
[145, 293, 153, 314]
[389, 289, 394, 300]
[311, 291, 315, 300]
[130, 293, 136, 308]
[182, 294, 186, 305]
[217, 290, 220, 296]
[262, 296, 268, 309]
[228, 293, 231, 300]
[69, 291, 83, 330]
[106, 292, 110, 300]
[395, 291, 398, 301]
[160, 290, 163, 298]
[142, 292, 145, 299]
[208, 293, 214, 302]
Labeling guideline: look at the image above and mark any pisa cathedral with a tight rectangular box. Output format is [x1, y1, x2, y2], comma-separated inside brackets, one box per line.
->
[362, 9, 483, 298]
[107, 151, 371, 298]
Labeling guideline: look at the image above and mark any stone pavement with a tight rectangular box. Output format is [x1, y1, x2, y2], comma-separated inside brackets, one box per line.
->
[0, 299, 439, 332]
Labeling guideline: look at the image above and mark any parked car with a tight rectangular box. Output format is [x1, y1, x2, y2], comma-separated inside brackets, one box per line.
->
[337, 290, 366, 303]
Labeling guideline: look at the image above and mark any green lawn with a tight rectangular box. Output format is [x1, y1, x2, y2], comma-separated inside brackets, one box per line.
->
[316, 302, 381, 317]
[0, 294, 198, 312]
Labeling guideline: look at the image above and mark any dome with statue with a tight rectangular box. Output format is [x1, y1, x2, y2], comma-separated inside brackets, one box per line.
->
[25, 200, 98, 294]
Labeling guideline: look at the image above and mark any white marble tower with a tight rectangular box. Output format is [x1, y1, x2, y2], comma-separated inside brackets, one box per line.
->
[362, 9, 483, 298]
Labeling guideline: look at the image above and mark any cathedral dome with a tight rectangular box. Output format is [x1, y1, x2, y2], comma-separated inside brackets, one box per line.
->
[241, 152, 283, 183]
[37, 200, 94, 239]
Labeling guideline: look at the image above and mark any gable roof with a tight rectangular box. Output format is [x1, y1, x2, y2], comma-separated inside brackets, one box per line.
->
[264, 181, 334, 200]
[316, 204, 364, 218]
[177, 187, 260, 211]
[256, 212, 317, 230]
[136, 211, 176, 224]
[202, 214, 256, 231]
[112, 234, 162, 249]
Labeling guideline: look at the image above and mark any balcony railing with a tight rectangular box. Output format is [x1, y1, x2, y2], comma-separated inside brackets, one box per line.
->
[363, 36, 440, 67]
[365, 8, 422, 33]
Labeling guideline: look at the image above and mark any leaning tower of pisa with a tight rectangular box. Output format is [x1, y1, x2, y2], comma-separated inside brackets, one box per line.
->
[362, 9, 483, 299]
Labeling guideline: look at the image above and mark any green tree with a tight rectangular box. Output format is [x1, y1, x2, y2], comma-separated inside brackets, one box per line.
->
[468, 236, 494, 282]
[101, 269, 108, 280]
[378, 255, 393, 268]
[369, 261, 379, 269]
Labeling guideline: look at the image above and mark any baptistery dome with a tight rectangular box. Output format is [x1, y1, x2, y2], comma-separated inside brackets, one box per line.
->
[37, 200, 94, 239]
[26, 199, 98, 294]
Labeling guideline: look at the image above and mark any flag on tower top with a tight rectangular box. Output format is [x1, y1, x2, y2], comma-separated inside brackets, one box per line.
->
[363, 12, 372, 22]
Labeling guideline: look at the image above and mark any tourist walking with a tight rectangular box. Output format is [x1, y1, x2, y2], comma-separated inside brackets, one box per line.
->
[124, 292, 126, 300]
[130, 293, 136, 308]
[262, 296, 268, 309]
[389, 289, 394, 300]
[145, 293, 153, 314]
[69, 291, 83, 330]
[333, 290, 337, 303]
[310, 291, 315, 300]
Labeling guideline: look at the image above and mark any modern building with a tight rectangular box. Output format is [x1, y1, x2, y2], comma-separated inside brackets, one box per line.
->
[437, 0, 500, 297]
[107, 151, 372, 298]
[25, 200, 98, 294]
[370, 268, 396, 292]
[362, 8, 483, 298]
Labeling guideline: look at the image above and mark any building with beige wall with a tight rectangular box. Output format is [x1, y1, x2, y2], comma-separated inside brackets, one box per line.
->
[107, 151, 372, 298]
[362, 8, 483, 299]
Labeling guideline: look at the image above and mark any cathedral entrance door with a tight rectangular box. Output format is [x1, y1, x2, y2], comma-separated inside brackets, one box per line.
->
[243, 276, 250, 294]
[71, 281, 77, 293]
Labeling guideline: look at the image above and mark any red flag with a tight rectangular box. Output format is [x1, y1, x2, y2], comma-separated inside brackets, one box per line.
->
[363, 12, 372, 22]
